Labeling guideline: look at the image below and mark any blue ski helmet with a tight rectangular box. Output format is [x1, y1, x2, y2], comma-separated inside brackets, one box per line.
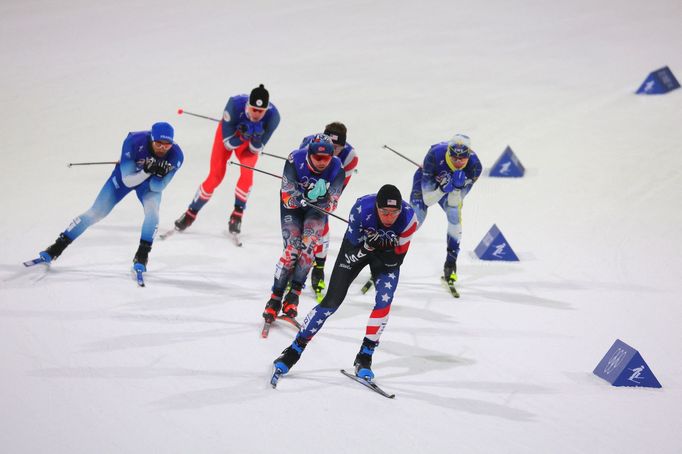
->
[307, 133, 334, 156]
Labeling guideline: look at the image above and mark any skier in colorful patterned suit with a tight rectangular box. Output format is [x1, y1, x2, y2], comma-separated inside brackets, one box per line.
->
[299, 122, 359, 300]
[410, 133, 482, 287]
[174, 84, 280, 236]
[262, 133, 345, 322]
[29, 122, 184, 276]
[272, 184, 418, 380]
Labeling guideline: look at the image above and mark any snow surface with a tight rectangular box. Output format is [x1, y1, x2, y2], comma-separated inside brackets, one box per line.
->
[1, 0, 681, 453]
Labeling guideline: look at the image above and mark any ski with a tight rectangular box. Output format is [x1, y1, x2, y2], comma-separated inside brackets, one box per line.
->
[360, 278, 374, 294]
[278, 314, 301, 329]
[261, 320, 272, 338]
[440, 276, 460, 298]
[261, 315, 300, 338]
[340, 369, 395, 399]
[270, 365, 285, 388]
[159, 228, 177, 240]
[23, 256, 48, 267]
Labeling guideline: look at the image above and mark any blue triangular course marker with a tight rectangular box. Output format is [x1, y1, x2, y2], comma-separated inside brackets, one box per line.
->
[636, 66, 680, 95]
[489, 146, 525, 177]
[593, 339, 662, 388]
[474, 224, 519, 261]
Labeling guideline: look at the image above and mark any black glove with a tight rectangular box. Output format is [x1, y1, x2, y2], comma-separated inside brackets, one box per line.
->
[379, 231, 399, 250]
[142, 157, 158, 174]
[363, 229, 382, 251]
[152, 160, 173, 178]
[143, 157, 172, 178]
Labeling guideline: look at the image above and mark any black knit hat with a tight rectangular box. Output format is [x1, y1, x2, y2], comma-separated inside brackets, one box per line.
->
[376, 184, 402, 209]
[249, 84, 269, 108]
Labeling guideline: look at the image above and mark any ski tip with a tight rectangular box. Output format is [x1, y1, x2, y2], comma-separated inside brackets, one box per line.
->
[270, 367, 285, 388]
[261, 320, 272, 338]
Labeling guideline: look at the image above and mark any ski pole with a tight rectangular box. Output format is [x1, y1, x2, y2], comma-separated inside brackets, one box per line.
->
[262, 151, 286, 160]
[67, 161, 118, 168]
[229, 161, 349, 223]
[177, 108, 220, 122]
[177, 108, 289, 162]
[382, 145, 422, 168]
[229, 161, 283, 180]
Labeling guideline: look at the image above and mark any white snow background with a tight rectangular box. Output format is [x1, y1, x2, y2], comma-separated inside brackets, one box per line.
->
[1, 0, 681, 453]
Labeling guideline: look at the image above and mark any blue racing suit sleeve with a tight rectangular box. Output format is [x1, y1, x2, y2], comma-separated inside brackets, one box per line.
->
[120, 135, 151, 188]
[460, 153, 483, 197]
[280, 156, 303, 209]
[345, 200, 365, 247]
[260, 108, 281, 146]
[148, 168, 176, 192]
[421, 149, 445, 206]
[221, 97, 243, 150]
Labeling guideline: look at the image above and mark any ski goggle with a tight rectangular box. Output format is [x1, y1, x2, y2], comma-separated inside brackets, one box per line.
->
[447, 143, 470, 159]
[310, 153, 332, 165]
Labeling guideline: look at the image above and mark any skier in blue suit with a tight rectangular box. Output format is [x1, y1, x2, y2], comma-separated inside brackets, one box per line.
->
[30, 122, 184, 276]
[410, 133, 482, 286]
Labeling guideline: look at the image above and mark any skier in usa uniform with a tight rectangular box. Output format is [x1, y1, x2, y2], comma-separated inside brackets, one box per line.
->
[173, 84, 280, 239]
[271, 184, 418, 384]
[26, 122, 184, 285]
[299, 122, 358, 301]
[261, 133, 345, 325]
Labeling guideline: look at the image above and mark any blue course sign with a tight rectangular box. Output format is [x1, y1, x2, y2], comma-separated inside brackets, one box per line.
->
[593, 339, 662, 388]
[636, 66, 680, 95]
[489, 146, 525, 177]
[474, 224, 519, 261]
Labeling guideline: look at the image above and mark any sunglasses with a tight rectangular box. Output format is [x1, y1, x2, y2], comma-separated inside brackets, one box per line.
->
[377, 207, 401, 216]
[154, 141, 173, 150]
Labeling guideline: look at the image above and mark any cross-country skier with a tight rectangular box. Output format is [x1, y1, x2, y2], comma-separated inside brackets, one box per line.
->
[262, 133, 345, 323]
[28, 122, 183, 280]
[272, 184, 417, 381]
[410, 134, 482, 291]
[173, 84, 280, 237]
[299, 122, 358, 301]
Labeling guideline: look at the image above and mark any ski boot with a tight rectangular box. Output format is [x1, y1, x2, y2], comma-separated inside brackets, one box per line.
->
[228, 207, 243, 234]
[442, 262, 460, 298]
[174, 209, 197, 231]
[262, 294, 283, 323]
[133, 240, 152, 269]
[444, 262, 457, 284]
[282, 287, 301, 318]
[310, 262, 325, 302]
[41, 233, 73, 263]
[131, 240, 152, 286]
[273, 336, 308, 374]
[354, 337, 378, 380]
[360, 277, 375, 294]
